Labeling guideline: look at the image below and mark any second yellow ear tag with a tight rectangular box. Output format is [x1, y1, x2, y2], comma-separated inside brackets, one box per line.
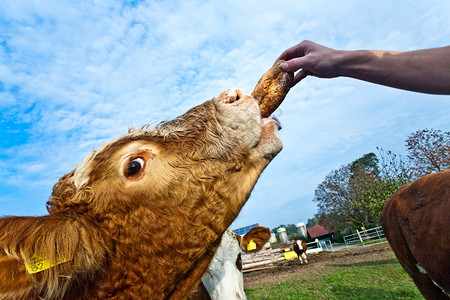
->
[247, 239, 257, 251]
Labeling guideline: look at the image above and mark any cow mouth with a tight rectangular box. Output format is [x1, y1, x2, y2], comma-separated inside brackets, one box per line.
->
[223, 88, 283, 131]
[222, 87, 283, 159]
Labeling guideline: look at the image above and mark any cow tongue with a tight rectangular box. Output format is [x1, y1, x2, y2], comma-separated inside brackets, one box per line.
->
[271, 115, 282, 130]
[261, 117, 282, 131]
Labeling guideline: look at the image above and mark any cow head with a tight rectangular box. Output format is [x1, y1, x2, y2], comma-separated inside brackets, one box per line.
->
[49, 88, 282, 221]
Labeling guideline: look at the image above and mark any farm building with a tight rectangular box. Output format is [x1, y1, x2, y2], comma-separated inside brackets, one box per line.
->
[307, 224, 334, 243]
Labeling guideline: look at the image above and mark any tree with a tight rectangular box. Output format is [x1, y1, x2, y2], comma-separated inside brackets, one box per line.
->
[271, 224, 304, 242]
[350, 152, 379, 175]
[377, 147, 412, 183]
[306, 217, 318, 228]
[313, 151, 412, 235]
[405, 128, 450, 177]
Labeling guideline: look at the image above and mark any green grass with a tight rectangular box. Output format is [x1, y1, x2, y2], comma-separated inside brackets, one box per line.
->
[245, 255, 422, 300]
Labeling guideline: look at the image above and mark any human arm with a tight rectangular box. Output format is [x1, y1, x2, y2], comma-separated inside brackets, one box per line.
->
[278, 40, 450, 95]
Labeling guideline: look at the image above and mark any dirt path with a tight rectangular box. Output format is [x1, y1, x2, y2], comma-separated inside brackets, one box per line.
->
[244, 244, 394, 288]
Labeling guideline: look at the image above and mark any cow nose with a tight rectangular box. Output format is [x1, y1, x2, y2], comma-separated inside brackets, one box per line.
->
[223, 88, 252, 104]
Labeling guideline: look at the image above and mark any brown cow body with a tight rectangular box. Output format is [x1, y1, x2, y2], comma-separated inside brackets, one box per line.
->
[292, 240, 308, 264]
[0, 89, 282, 299]
[382, 170, 450, 299]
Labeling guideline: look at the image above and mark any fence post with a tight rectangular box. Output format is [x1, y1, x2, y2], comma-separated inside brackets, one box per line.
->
[356, 229, 364, 244]
[375, 226, 382, 242]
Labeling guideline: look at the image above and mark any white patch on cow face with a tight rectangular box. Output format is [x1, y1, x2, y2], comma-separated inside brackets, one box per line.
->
[72, 135, 124, 189]
[202, 230, 247, 300]
[296, 240, 303, 250]
[73, 152, 95, 189]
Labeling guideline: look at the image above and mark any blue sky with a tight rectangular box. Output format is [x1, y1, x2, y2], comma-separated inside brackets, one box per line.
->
[0, 0, 449, 230]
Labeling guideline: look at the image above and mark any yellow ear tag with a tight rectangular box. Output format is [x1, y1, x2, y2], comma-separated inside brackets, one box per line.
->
[247, 239, 257, 251]
[24, 253, 71, 274]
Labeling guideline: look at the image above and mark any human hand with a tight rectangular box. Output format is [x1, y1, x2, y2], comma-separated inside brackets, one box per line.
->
[279, 41, 450, 94]
[278, 40, 341, 86]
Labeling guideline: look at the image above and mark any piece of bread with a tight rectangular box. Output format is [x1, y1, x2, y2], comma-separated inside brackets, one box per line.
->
[252, 60, 294, 118]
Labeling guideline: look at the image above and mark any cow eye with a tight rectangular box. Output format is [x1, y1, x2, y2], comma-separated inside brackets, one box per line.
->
[126, 158, 145, 177]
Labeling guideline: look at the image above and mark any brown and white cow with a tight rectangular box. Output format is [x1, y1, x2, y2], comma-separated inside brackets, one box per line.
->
[189, 226, 271, 300]
[382, 170, 450, 300]
[0, 88, 282, 299]
[292, 240, 308, 264]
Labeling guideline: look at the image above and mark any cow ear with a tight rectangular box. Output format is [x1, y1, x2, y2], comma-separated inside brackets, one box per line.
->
[0, 252, 34, 296]
[239, 227, 271, 253]
[0, 215, 106, 299]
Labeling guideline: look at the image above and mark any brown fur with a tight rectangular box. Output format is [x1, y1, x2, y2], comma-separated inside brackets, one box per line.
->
[0, 89, 282, 299]
[382, 170, 450, 299]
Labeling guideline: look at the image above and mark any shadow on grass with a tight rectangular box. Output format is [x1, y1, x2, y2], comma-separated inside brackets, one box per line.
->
[246, 283, 421, 300]
[328, 258, 398, 268]
[327, 283, 421, 300]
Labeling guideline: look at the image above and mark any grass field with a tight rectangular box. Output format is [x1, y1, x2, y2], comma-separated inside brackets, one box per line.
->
[245, 245, 423, 300]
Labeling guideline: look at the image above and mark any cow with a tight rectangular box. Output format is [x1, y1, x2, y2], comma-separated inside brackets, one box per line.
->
[292, 240, 308, 264]
[382, 169, 450, 300]
[0, 88, 283, 300]
[188, 226, 271, 300]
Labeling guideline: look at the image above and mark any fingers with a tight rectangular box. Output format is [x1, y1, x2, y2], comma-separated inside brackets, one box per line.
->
[277, 40, 311, 61]
[278, 41, 313, 86]
[278, 45, 301, 61]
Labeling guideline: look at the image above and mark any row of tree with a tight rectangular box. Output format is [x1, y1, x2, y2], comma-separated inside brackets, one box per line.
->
[271, 224, 305, 241]
[313, 128, 449, 241]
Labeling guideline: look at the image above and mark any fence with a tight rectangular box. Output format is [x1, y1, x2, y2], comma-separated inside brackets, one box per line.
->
[306, 238, 333, 253]
[343, 226, 387, 250]
[242, 227, 387, 273]
[242, 239, 332, 273]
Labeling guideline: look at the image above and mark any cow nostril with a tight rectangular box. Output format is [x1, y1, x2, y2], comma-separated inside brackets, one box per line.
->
[224, 90, 238, 104]
[224, 88, 251, 104]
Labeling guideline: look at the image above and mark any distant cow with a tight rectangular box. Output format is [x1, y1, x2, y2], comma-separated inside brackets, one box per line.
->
[189, 226, 271, 300]
[292, 240, 308, 264]
[382, 170, 450, 299]
[0, 88, 283, 299]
